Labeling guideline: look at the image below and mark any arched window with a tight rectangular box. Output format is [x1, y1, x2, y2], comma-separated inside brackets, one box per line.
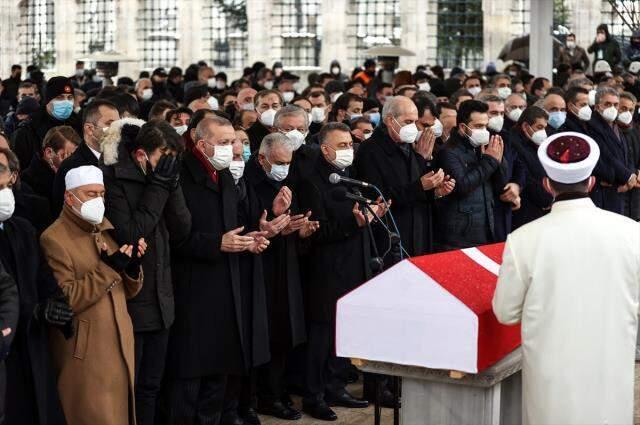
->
[19, 0, 56, 69]
[138, 0, 178, 69]
[272, 0, 322, 67]
[77, 0, 117, 54]
[349, 0, 401, 66]
[203, 0, 248, 70]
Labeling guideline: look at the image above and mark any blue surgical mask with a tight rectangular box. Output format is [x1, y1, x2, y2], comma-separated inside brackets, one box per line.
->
[51, 100, 74, 121]
[369, 112, 381, 126]
[242, 144, 251, 162]
[349, 113, 363, 121]
[548, 111, 566, 129]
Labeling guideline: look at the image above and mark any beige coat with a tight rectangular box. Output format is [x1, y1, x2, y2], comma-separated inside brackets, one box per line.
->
[40, 206, 143, 425]
[493, 198, 640, 425]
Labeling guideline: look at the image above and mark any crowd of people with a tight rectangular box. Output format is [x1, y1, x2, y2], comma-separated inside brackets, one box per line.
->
[0, 22, 639, 425]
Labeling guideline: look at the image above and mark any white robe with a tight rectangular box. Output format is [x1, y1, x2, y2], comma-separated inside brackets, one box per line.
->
[492, 198, 640, 425]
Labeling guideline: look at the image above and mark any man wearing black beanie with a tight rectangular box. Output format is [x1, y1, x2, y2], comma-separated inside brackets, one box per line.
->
[11, 76, 81, 169]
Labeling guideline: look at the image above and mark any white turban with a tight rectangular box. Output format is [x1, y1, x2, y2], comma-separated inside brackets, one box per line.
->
[65, 165, 104, 190]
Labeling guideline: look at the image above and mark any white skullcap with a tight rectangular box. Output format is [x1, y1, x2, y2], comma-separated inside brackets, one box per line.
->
[65, 165, 104, 190]
[594, 60, 612, 73]
[630, 61, 640, 75]
[537, 131, 600, 184]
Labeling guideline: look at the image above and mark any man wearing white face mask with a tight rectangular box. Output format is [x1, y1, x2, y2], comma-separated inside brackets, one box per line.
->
[273, 105, 320, 187]
[479, 94, 526, 241]
[561, 86, 592, 134]
[165, 116, 271, 425]
[587, 86, 639, 214]
[436, 99, 504, 250]
[246, 89, 283, 152]
[616, 92, 640, 219]
[41, 165, 146, 425]
[510, 106, 554, 228]
[504, 92, 527, 129]
[356, 96, 454, 257]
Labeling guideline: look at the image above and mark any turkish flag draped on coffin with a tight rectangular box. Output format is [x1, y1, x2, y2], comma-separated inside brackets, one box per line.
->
[335, 243, 521, 374]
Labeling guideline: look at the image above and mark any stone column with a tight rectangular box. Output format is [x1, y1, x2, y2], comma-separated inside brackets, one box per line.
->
[54, 0, 79, 76]
[529, 0, 554, 80]
[320, 0, 349, 71]
[425, 0, 438, 65]
[178, 0, 205, 69]
[115, 0, 140, 79]
[399, 0, 428, 70]
[246, 0, 273, 66]
[0, 0, 21, 73]
[482, 0, 513, 68]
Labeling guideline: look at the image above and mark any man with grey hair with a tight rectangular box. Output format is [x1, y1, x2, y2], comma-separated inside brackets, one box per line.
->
[586, 86, 639, 214]
[504, 92, 527, 128]
[617, 91, 640, 219]
[272, 104, 320, 188]
[165, 115, 271, 424]
[356, 95, 454, 257]
[244, 132, 318, 420]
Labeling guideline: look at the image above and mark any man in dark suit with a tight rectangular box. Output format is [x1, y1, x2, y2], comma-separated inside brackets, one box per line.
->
[246, 90, 283, 152]
[435, 100, 504, 250]
[298, 122, 393, 421]
[561, 86, 592, 134]
[0, 261, 18, 425]
[480, 94, 526, 241]
[51, 99, 120, 216]
[165, 116, 271, 424]
[356, 96, 454, 258]
[510, 107, 554, 229]
[586, 86, 639, 214]
[0, 147, 71, 425]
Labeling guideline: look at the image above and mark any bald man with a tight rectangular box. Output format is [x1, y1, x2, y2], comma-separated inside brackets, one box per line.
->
[236, 88, 257, 112]
[355, 96, 454, 258]
[543, 93, 567, 132]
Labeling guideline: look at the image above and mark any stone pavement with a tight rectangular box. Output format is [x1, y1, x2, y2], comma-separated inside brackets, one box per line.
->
[259, 383, 394, 425]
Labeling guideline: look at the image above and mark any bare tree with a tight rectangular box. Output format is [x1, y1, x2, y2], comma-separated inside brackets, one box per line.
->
[606, 0, 640, 32]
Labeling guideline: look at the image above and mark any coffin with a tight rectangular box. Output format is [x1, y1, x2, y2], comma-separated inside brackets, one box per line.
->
[336, 243, 521, 373]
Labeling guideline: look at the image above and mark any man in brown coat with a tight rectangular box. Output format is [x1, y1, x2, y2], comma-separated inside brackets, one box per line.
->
[41, 165, 146, 425]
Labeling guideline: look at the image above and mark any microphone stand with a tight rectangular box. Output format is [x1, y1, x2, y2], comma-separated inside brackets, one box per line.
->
[356, 191, 402, 425]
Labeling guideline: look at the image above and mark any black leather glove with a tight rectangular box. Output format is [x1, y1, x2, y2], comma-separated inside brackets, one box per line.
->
[125, 244, 142, 279]
[150, 155, 179, 191]
[34, 296, 74, 327]
[100, 249, 131, 274]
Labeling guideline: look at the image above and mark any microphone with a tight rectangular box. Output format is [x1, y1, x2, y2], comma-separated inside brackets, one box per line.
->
[329, 173, 373, 188]
[330, 187, 375, 205]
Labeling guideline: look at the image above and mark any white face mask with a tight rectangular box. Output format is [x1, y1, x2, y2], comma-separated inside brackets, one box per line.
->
[241, 102, 255, 111]
[466, 126, 491, 147]
[566, 41, 576, 49]
[468, 86, 482, 97]
[497, 87, 512, 99]
[618, 110, 633, 125]
[141, 88, 153, 101]
[507, 108, 523, 122]
[260, 109, 277, 127]
[330, 92, 343, 103]
[529, 128, 547, 145]
[394, 118, 419, 144]
[488, 115, 504, 132]
[0, 188, 15, 222]
[282, 91, 295, 103]
[207, 78, 217, 88]
[264, 80, 274, 90]
[283, 129, 306, 150]
[207, 96, 219, 110]
[72, 193, 105, 225]
[418, 82, 431, 92]
[588, 90, 597, 106]
[601, 105, 618, 122]
[363, 132, 372, 140]
[174, 125, 188, 136]
[432, 119, 444, 137]
[330, 148, 354, 169]
[311, 107, 326, 123]
[267, 161, 290, 182]
[229, 160, 245, 182]
[331, 66, 340, 75]
[207, 144, 233, 170]
[576, 105, 592, 121]
[216, 80, 226, 90]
